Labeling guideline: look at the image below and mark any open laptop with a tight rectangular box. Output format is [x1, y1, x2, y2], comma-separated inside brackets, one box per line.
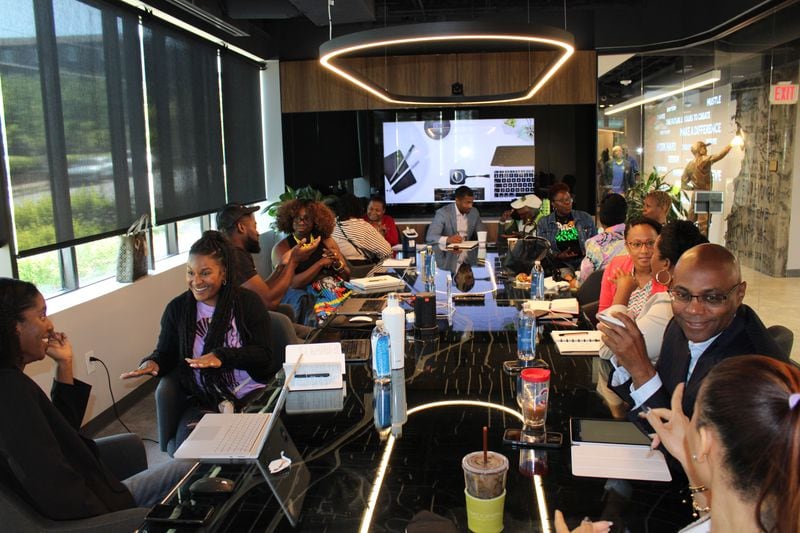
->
[336, 297, 388, 316]
[490, 145, 536, 199]
[173, 359, 299, 462]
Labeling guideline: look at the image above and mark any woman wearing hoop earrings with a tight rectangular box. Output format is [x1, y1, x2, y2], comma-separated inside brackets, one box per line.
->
[599, 221, 707, 364]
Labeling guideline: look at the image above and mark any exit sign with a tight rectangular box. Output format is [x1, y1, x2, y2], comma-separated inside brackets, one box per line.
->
[770, 83, 798, 104]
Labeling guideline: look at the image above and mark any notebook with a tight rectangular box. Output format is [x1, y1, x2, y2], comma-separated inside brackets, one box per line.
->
[551, 330, 602, 356]
[173, 358, 300, 462]
[571, 444, 671, 482]
[446, 240, 478, 250]
[349, 275, 407, 292]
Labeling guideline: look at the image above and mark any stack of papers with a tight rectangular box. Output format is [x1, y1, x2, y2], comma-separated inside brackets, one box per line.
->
[551, 330, 602, 355]
[283, 343, 345, 391]
[446, 240, 478, 250]
[349, 275, 406, 293]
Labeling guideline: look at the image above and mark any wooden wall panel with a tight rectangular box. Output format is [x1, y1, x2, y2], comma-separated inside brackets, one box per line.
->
[280, 50, 596, 113]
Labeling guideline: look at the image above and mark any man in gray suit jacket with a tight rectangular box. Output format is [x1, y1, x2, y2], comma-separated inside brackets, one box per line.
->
[426, 186, 486, 245]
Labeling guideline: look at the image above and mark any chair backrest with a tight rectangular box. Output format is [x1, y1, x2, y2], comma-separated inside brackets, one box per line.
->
[268, 310, 300, 363]
[767, 324, 794, 361]
[576, 268, 604, 307]
[0, 481, 148, 533]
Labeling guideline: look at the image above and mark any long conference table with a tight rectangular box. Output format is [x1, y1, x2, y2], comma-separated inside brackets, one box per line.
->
[140, 247, 693, 532]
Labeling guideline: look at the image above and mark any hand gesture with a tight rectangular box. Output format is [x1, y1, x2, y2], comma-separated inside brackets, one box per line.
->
[120, 360, 159, 379]
[554, 510, 612, 533]
[186, 353, 222, 369]
[446, 235, 464, 244]
[643, 383, 691, 467]
[597, 311, 654, 386]
[288, 236, 321, 263]
[45, 331, 74, 364]
[608, 267, 632, 286]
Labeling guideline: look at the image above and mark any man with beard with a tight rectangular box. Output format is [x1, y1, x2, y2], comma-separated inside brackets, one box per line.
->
[217, 203, 319, 313]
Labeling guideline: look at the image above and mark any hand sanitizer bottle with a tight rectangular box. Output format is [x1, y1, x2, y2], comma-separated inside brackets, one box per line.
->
[382, 293, 406, 369]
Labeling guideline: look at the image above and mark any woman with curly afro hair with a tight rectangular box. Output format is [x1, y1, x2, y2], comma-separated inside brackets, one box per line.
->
[271, 199, 351, 325]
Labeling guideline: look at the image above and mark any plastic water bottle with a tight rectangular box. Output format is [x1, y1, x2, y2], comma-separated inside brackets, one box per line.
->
[517, 308, 536, 361]
[371, 320, 391, 383]
[424, 245, 435, 280]
[373, 381, 391, 436]
[382, 293, 406, 369]
[530, 260, 545, 300]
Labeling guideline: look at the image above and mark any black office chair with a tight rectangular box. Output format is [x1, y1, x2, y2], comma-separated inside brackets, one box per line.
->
[767, 325, 794, 360]
[0, 434, 150, 532]
[576, 268, 604, 307]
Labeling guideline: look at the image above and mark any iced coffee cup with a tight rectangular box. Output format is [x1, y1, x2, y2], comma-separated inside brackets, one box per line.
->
[462, 451, 508, 532]
[519, 368, 550, 428]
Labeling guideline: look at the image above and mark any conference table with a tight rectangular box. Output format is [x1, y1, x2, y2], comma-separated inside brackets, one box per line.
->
[140, 247, 693, 533]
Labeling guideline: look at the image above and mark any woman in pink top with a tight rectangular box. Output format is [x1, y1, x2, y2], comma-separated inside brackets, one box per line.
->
[598, 217, 666, 316]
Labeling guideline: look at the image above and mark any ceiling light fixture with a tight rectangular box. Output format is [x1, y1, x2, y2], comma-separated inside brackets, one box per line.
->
[319, 21, 575, 106]
[604, 69, 721, 116]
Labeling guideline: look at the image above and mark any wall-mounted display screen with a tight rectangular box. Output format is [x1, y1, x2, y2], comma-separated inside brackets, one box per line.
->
[382, 118, 535, 205]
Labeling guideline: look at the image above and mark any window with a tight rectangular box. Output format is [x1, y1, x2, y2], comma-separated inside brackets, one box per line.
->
[0, 0, 267, 294]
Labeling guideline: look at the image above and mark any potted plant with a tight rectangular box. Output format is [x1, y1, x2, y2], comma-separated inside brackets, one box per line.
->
[624, 167, 688, 222]
[264, 185, 337, 231]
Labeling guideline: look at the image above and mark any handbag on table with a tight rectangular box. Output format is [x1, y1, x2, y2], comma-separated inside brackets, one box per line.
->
[116, 214, 150, 283]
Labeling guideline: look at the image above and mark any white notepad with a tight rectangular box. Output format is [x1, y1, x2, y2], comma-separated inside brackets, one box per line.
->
[571, 443, 672, 482]
[446, 240, 478, 250]
[283, 343, 345, 391]
[551, 330, 603, 355]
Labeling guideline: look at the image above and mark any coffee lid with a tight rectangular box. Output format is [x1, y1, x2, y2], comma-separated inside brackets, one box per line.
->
[462, 451, 508, 475]
[521, 368, 550, 383]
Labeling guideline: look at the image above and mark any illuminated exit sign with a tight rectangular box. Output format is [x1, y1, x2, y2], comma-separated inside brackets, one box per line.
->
[770, 83, 798, 104]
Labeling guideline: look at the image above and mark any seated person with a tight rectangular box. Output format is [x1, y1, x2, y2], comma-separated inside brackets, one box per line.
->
[364, 196, 400, 246]
[332, 193, 392, 263]
[122, 231, 277, 449]
[599, 243, 786, 421]
[0, 278, 189, 520]
[597, 216, 665, 315]
[426, 185, 486, 245]
[271, 199, 351, 324]
[498, 194, 541, 238]
[599, 220, 707, 364]
[645, 356, 800, 533]
[642, 190, 671, 225]
[536, 183, 596, 270]
[578, 193, 628, 283]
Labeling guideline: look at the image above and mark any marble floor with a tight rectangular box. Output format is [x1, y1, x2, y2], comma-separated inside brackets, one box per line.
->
[739, 265, 800, 363]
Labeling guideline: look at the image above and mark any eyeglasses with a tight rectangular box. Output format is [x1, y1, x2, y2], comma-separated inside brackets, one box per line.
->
[294, 215, 312, 223]
[626, 240, 656, 250]
[668, 282, 744, 307]
[553, 196, 573, 204]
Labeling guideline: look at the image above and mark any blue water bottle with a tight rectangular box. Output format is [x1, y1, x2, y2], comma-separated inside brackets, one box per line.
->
[371, 320, 391, 383]
[530, 260, 545, 300]
[517, 308, 536, 361]
[373, 381, 391, 435]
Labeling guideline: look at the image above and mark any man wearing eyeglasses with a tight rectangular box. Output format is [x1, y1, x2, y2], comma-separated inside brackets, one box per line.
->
[600, 243, 786, 420]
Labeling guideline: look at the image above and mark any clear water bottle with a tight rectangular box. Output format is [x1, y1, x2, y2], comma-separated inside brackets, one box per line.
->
[530, 260, 545, 300]
[425, 245, 435, 280]
[517, 308, 536, 361]
[373, 381, 392, 436]
[371, 320, 391, 383]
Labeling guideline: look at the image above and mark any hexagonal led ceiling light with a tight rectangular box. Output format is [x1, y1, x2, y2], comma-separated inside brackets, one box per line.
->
[319, 21, 575, 106]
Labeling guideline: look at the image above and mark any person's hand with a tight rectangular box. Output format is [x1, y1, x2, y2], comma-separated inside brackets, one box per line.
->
[45, 331, 73, 364]
[554, 510, 612, 533]
[446, 235, 464, 244]
[186, 353, 222, 369]
[597, 311, 655, 386]
[555, 249, 578, 260]
[643, 383, 691, 467]
[608, 267, 632, 286]
[120, 360, 159, 379]
[287, 236, 321, 263]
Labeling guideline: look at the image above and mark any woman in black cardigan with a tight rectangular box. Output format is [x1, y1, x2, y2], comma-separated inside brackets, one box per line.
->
[123, 231, 276, 447]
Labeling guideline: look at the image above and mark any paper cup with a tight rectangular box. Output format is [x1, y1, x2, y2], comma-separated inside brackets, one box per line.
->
[507, 237, 518, 250]
[477, 231, 488, 244]
[465, 488, 505, 533]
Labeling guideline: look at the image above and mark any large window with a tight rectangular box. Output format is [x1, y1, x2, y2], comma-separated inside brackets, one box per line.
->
[0, 0, 266, 295]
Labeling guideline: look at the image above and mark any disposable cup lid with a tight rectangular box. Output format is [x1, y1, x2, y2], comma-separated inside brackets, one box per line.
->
[521, 368, 550, 383]
[462, 451, 508, 475]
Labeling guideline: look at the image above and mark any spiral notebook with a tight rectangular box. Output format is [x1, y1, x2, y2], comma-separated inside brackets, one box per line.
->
[551, 330, 602, 356]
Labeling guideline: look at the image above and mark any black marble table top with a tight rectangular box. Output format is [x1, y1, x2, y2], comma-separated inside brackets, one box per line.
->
[141, 251, 694, 533]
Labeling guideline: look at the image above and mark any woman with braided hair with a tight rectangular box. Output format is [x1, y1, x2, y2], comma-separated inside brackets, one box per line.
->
[122, 231, 276, 448]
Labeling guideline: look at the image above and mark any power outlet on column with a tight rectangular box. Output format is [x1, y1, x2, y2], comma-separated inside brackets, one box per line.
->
[85, 351, 96, 374]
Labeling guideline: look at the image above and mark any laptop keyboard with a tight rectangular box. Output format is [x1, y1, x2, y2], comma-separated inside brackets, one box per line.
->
[493, 169, 535, 197]
[341, 339, 371, 362]
[360, 300, 385, 313]
[213, 415, 268, 455]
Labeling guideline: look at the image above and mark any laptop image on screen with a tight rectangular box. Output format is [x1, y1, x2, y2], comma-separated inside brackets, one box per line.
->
[173, 358, 299, 462]
[490, 145, 536, 198]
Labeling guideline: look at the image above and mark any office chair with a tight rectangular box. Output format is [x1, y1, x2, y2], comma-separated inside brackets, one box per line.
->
[0, 434, 149, 532]
[767, 324, 794, 361]
[156, 311, 298, 455]
[576, 268, 604, 307]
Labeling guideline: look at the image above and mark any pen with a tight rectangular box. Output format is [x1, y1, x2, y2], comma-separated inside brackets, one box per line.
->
[560, 331, 589, 336]
[295, 373, 330, 379]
